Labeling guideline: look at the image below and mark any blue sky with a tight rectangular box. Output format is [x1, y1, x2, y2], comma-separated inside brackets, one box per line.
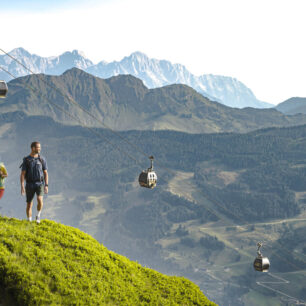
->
[1, 0, 104, 11]
[1, 0, 306, 104]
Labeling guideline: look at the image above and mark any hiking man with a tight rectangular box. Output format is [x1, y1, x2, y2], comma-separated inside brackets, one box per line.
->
[20, 141, 48, 223]
[0, 162, 8, 200]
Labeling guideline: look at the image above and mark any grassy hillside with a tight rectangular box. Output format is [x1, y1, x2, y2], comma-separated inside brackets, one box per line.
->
[0, 216, 216, 306]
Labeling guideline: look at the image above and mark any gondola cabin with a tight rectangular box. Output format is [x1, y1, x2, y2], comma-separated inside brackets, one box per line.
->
[253, 256, 270, 272]
[139, 170, 157, 189]
[139, 156, 157, 189]
[253, 242, 270, 272]
[0, 81, 8, 98]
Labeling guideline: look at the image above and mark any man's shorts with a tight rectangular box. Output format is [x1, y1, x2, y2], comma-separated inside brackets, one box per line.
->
[25, 184, 44, 203]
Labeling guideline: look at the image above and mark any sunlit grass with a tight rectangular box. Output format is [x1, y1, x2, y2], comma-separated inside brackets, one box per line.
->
[0, 216, 216, 305]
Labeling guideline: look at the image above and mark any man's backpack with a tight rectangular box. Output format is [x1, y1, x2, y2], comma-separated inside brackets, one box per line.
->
[20, 155, 44, 183]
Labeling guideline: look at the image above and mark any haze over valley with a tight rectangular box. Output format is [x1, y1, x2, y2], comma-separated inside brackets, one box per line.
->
[0, 69, 306, 305]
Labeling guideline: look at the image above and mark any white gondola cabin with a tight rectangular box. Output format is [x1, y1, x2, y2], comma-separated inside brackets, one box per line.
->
[253, 243, 270, 272]
[139, 156, 157, 189]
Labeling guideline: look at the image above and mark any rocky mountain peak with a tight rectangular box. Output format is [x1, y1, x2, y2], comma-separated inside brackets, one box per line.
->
[1, 48, 273, 108]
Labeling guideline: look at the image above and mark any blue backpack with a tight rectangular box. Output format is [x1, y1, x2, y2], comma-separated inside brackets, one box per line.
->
[20, 155, 44, 183]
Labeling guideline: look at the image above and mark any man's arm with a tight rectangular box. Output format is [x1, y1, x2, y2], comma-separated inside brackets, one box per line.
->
[20, 170, 26, 195]
[44, 170, 48, 194]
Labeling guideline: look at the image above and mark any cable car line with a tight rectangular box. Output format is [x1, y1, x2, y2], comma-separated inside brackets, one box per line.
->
[1, 49, 305, 303]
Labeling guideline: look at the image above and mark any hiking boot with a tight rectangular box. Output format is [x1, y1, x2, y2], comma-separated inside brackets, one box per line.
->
[36, 216, 40, 224]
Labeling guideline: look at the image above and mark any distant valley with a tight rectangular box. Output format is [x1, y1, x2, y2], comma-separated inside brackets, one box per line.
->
[1, 111, 306, 305]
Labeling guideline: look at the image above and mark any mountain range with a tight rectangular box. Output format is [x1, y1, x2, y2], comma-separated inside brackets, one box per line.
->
[0, 47, 272, 109]
[1, 68, 305, 134]
[275, 97, 306, 115]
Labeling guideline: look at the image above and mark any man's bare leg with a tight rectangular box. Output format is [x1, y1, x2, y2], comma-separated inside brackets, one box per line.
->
[36, 196, 43, 223]
[26, 202, 33, 221]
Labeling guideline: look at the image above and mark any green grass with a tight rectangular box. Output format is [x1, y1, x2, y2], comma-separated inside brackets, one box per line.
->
[0, 216, 216, 305]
